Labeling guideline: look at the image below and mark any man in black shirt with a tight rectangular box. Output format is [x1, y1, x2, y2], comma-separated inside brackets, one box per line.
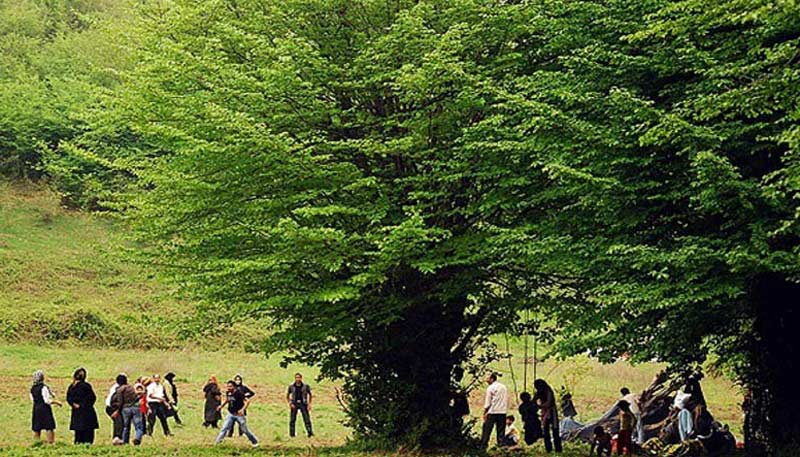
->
[287, 373, 314, 438]
[214, 381, 258, 447]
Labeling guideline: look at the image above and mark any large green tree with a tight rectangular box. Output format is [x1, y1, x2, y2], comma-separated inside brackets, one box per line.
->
[95, 0, 550, 447]
[474, 0, 800, 454]
[73, 0, 799, 452]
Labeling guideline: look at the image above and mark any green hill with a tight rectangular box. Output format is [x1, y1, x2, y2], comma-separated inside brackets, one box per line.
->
[0, 180, 265, 349]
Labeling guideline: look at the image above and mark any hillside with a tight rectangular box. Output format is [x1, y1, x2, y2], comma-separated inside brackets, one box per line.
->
[0, 180, 265, 349]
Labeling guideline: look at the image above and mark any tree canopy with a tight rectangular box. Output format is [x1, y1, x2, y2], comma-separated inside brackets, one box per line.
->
[4, 0, 799, 453]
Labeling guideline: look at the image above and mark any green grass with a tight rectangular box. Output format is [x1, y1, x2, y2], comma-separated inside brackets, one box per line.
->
[0, 180, 268, 349]
[0, 343, 744, 451]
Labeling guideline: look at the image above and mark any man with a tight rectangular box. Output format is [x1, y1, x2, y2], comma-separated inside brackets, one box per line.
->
[215, 380, 259, 447]
[145, 374, 171, 436]
[287, 373, 314, 438]
[110, 374, 144, 446]
[480, 372, 508, 448]
[620, 387, 643, 444]
[104, 374, 125, 443]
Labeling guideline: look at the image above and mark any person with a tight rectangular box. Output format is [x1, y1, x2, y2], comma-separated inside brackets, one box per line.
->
[590, 425, 612, 456]
[227, 374, 255, 437]
[164, 372, 183, 426]
[105, 374, 125, 444]
[110, 374, 144, 446]
[66, 367, 99, 445]
[620, 387, 644, 445]
[146, 373, 172, 436]
[500, 415, 520, 447]
[287, 372, 314, 437]
[519, 392, 542, 445]
[31, 370, 61, 444]
[560, 387, 578, 418]
[203, 375, 222, 428]
[617, 400, 636, 455]
[534, 379, 562, 453]
[480, 372, 508, 448]
[215, 380, 259, 447]
[675, 391, 694, 442]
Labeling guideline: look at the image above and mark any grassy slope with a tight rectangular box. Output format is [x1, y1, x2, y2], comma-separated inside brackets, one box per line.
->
[0, 180, 189, 343]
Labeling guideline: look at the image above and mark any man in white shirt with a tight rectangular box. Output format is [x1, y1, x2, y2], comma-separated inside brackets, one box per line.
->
[480, 372, 508, 448]
[146, 374, 172, 436]
[620, 387, 644, 444]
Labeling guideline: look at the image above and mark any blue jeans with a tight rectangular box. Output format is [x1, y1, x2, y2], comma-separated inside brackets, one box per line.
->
[216, 414, 258, 444]
[121, 406, 144, 444]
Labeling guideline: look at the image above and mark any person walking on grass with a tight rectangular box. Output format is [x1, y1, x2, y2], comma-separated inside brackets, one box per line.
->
[227, 374, 255, 437]
[146, 373, 172, 436]
[105, 374, 125, 444]
[215, 380, 259, 447]
[31, 370, 61, 444]
[164, 372, 183, 426]
[480, 372, 508, 448]
[66, 367, 99, 445]
[110, 374, 144, 446]
[203, 375, 222, 428]
[287, 373, 314, 438]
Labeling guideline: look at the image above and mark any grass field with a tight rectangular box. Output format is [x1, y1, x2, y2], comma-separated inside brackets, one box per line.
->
[0, 343, 744, 454]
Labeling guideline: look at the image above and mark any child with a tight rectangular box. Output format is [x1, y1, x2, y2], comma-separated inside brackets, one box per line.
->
[590, 425, 612, 456]
[500, 415, 520, 447]
[617, 400, 636, 455]
[518, 392, 542, 445]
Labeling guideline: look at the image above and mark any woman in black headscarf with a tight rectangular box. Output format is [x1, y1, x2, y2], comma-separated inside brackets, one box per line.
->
[31, 369, 61, 443]
[66, 367, 99, 444]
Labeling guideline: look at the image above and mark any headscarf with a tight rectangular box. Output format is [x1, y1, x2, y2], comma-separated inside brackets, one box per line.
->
[165, 372, 176, 382]
[234, 374, 243, 385]
[73, 367, 86, 383]
[209, 375, 218, 386]
[32, 370, 44, 386]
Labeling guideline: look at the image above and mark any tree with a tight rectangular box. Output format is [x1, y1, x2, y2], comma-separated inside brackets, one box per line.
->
[99, 0, 553, 448]
[471, 0, 799, 453]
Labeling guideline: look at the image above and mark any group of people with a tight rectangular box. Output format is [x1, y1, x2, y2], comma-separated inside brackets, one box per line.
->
[29, 368, 315, 447]
[480, 373, 564, 453]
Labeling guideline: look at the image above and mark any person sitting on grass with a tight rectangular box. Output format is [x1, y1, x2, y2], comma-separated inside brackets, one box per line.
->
[590, 425, 612, 456]
[617, 400, 636, 455]
[500, 415, 520, 447]
[215, 380, 259, 447]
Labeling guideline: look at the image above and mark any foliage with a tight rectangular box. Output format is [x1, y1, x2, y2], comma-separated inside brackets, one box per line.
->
[0, 0, 132, 204]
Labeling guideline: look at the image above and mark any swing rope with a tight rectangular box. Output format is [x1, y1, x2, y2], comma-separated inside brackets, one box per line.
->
[523, 308, 529, 393]
[504, 333, 518, 400]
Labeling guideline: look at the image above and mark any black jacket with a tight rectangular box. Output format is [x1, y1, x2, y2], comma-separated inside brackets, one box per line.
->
[66, 381, 99, 431]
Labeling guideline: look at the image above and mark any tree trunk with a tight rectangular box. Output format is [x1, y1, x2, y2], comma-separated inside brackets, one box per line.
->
[744, 274, 800, 455]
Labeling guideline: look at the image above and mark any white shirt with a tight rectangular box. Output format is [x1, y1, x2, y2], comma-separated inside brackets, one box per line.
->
[484, 381, 508, 414]
[105, 383, 119, 407]
[622, 392, 641, 416]
[146, 382, 165, 402]
[30, 385, 53, 405]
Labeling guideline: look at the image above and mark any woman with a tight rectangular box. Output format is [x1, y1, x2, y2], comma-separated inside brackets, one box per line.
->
[66, 367, 99, 444]
[534, 379, 562, 453]
[31, 370, 61, 443]
[203, 375, 222, 428]
[164, 372, 182, 425]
